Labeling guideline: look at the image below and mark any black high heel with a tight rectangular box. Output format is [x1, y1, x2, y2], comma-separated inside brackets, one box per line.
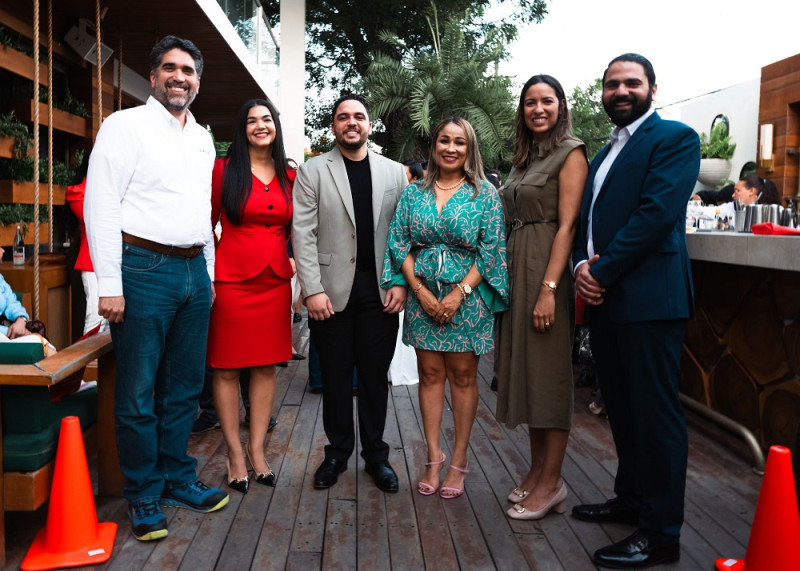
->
[226, 456, 249, 494]
[246, 444, 276, 487]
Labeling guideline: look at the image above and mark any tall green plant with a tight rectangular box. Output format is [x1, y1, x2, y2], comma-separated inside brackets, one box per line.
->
[363, 8, 515, 167]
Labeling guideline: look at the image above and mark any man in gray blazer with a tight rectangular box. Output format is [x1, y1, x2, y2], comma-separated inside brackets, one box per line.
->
[293, 93, 408, 491]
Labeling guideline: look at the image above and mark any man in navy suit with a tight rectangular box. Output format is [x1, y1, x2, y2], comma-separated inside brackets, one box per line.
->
[571, 53, 700, 569]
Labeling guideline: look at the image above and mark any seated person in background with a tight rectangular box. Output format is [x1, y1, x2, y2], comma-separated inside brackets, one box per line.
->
[719, 175, 779, 220]
[691, 184, 733, 205]
[402, 159, 424, 184]
[0, 247, 30, 339]
[735, 175, 780, 205]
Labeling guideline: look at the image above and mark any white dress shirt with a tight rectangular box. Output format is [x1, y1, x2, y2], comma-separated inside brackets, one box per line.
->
[85, 96, 216, 297]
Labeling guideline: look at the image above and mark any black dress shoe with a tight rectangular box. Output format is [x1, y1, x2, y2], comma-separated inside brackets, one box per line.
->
[572, 497, 639, 525]
[292, 353, 306, 361]
[365, 460, 399, 492]
[314, 458, 347, 489]
[593, 530, 679, 569]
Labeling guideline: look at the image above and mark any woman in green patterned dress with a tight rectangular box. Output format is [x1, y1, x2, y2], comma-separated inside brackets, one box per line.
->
[382, 117, 508, 499]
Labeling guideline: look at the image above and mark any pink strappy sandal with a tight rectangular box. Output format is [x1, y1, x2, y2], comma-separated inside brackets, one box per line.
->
[417, 453, 446, 496]
[439, 463, 470, 499]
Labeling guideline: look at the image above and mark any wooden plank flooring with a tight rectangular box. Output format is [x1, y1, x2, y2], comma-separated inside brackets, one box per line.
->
[4, 317, 762, 570]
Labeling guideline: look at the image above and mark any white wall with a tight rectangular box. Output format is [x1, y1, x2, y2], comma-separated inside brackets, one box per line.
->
[659, 79, 760, 190]
[279, 0, 306, 164]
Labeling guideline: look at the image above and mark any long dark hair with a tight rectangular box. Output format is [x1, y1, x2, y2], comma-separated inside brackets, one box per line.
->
[222, 98, 292, 225]
[740, 175, 780, 205]
[512, 74, 572, 168]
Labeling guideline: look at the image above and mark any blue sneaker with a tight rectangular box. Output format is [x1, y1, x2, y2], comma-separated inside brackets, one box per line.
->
[129, 500, 168, 541]
[160, 480, 229, 513]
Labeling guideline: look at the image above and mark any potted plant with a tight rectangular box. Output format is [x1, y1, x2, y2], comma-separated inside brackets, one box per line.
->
[0, 111, 31, 159]
[697, 122, 737, 187]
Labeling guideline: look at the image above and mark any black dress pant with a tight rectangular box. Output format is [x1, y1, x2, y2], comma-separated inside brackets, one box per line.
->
[589, 305, 688, 538]
[309, 270, 399, 463]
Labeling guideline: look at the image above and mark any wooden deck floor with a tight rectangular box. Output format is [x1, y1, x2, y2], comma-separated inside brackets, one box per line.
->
[5, 317, 762, 570]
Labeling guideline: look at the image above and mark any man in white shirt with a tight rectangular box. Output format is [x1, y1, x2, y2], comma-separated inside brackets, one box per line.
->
[85, 35, 228, 542]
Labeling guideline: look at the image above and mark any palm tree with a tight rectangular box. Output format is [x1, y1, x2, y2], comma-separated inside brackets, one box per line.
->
[363, 9, 515, 168]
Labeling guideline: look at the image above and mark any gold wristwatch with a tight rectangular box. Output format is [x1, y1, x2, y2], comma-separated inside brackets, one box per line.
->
[542, 280, 557, 292]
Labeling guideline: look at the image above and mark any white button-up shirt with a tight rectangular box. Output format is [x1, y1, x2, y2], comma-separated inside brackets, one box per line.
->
[85, 96, 216, 297]
[586, 108, 654, 259]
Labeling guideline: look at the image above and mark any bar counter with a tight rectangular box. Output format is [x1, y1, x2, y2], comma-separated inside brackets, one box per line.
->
[682, 231, 800, 466]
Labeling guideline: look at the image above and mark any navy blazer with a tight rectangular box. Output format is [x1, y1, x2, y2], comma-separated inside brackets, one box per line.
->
[572, 112, 700, 323]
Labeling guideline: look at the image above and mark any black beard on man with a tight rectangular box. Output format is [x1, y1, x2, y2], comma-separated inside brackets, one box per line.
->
[603, 89, 653, 128]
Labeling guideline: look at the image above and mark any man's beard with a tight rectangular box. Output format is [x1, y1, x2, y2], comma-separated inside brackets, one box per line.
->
[154, 81, 196, 113]
[603, 90, 652, 127]
[335, 129, 368, 151]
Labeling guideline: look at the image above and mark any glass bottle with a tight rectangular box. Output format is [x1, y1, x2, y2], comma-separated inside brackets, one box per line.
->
[13, 224, 25, 266]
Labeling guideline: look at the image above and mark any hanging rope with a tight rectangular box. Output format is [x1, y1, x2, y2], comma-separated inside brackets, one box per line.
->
[32, 0, 41, 320]
[95, 0, 103, 129]
[46, 0, 53, 253]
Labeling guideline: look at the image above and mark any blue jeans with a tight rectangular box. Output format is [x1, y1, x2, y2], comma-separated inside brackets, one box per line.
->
[111, 244, 212, 502]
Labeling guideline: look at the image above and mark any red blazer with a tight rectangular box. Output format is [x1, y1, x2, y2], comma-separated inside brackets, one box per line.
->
[211, 158, 296, 283]
[65, 178, 94, 272]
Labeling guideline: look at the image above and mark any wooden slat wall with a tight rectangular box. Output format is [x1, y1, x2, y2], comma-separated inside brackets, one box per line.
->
[759, 53, 800, 200]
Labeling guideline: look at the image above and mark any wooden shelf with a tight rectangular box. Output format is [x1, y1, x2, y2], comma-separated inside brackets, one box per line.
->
[10, 100, 90, 138]
[0, 180, 66, 205]
[0, 223, 50, 246]
[0, 44, 49, 87]
[0, 136, 14, 159]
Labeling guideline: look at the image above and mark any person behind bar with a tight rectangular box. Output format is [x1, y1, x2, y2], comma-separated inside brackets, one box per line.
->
[571, 53, 700, 568]
[85, 35, 228, 542]
[292, 93, 408, 492]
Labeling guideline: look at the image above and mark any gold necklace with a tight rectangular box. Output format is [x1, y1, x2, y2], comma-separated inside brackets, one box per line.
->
[435, 176, 465, 191]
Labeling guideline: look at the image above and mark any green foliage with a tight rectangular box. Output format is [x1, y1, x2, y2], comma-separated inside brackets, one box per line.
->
[35, 85, 90, 118]
[260, 0, 546, 91]
[259, 0, 547, 150]
[0, 157, 76, 185]
[362, 8, 516, 168]
[0, 203, 47, 226]
[0, 111, 32, 157]
[569, 79, 613, 161]
[214, 141, 231, 159]
[699, 122, 736, 159]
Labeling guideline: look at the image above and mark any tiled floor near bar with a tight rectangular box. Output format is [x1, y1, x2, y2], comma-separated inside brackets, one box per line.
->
[4, 317, 762, 570]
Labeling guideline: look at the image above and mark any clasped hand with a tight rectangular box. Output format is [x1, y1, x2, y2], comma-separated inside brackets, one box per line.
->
[418, 286, 461, 324]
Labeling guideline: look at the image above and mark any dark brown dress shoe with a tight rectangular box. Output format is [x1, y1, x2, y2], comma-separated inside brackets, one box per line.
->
[572, 497, 639, 525]
[593, 530, 679, 569]
[313, 458, 347, 489]
[365, 460, 399, 492]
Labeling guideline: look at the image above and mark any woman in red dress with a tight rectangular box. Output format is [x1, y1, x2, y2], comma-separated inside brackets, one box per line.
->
[208, 98, 295, 493]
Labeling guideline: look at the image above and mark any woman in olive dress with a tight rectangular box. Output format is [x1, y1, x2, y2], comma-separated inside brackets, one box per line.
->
[495, 75, 588, 520]
[382, 117, 508, 499]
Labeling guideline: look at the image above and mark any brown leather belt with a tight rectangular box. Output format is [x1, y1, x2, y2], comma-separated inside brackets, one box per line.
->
[122, 232, 204, 258]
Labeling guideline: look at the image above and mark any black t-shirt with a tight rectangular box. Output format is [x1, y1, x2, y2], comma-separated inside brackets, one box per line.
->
[343, 155, 375, 271]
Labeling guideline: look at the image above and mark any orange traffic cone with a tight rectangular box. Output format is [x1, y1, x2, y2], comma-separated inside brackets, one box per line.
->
[21, 416, 117, 570]
[715, 445, 800, 570]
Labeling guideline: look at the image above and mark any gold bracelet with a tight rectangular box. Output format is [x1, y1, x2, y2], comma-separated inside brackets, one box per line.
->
[541, 280, 558, 292]
[412, 281, 424, 293]
[456, 283, 467, 299]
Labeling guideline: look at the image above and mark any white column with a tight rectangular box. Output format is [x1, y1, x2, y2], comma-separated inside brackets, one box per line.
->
[279, 0, 306, 164]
